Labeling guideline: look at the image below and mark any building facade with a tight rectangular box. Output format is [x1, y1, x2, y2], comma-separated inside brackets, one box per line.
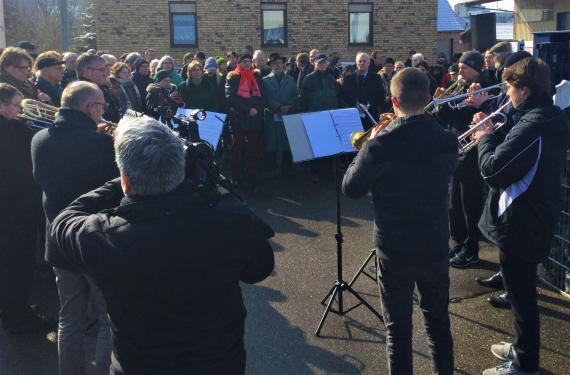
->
[93, 0, 437, 62]
[514, 0, 570, 41]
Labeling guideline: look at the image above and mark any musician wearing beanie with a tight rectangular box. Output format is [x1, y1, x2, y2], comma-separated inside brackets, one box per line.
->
[343, 68, 458, 375]
[435, 50, 496, 268]
[473, 57, 569, 375]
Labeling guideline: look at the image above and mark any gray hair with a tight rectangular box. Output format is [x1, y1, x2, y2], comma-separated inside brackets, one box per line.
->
[355, 52, 370, 62]
[76, 53, 106, 78]
[61, 81, 101, 110]
[157, 55, 175, 70]
[114, 117, 186, 196]
[125, 52, 142, 66]
[253, 50, 265, 60]
[411, 53, 424, 62]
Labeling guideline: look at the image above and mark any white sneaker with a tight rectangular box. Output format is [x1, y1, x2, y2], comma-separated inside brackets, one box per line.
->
[482, 361, 539, 375]
[491, 342, 516, 361]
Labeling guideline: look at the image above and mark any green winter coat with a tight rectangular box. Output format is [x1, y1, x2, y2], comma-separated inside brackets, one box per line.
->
[178, 78, 219, 112]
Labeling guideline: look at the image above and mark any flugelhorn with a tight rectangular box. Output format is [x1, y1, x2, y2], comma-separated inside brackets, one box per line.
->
[425, 78, 466, 114]
[458, 99, 512, 154]
[350, 112, 397, 150]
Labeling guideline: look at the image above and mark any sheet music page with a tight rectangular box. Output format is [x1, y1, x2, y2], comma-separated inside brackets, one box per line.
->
[283, 114, 314, 162]
[301, 112, 342, 158]
[554, 80, 570, 110]
[330, 108, 364, 153]
[199, 112, 226, 150]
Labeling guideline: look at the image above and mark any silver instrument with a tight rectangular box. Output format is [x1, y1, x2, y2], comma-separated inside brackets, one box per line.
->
[458, 99, 512, 154]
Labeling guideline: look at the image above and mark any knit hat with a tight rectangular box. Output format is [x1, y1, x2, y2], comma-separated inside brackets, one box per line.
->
[134, 59, 149, 73]
[238, 52, 252, 62]
[384, 57, 395, 65]
[216, 57, 227, 66]
[503, 51, 531, 68]
[125, 52, 142, 66]
[459, 51, 484, 72]
[155, 69, 171, 83]
[489, 41, 513, 54]
[204, 57, 218, 70]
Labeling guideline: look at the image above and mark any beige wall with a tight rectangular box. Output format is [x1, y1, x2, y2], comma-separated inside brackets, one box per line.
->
[515, 0, 570, 41]
[93, 0, 437, 63]
[437, 31, 466, 61]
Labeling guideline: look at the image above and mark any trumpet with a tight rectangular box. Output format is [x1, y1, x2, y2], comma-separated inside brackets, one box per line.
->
[425, 78, 466, 114]
[350, 112, 397, 150]
[458, 99, 512, 154]
[431, 82, 505, 112]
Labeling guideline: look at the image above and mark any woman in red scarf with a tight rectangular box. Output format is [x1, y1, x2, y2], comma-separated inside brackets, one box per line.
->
[225, 52, 264, 188]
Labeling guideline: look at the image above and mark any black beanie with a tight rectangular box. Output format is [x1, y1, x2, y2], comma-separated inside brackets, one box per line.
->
[384, 57, 395, 65]
[134, 58, 149, 73]
[504, 51, 531, 68]
[155, 69, 171, 83]
[238, 52, 252, 62]
[459, 51, 484, 72]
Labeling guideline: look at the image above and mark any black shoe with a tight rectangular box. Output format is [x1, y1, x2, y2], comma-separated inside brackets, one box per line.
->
[476, 272, 504, 290]
[488, 293, 511, 309]
[450, 251, 480, 268]
[449, 243, 464, 259]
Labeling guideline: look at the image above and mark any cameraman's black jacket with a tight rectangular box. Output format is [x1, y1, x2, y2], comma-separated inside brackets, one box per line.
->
[477, 94, 569, 262]
[50, 179, 275, 374]
[31, 108, 119, 270]
[145, 83, 181, 120]
[342, 114, 458, 261]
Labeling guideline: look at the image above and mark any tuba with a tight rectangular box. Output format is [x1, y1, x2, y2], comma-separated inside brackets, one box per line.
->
[350, 112, 397, 150]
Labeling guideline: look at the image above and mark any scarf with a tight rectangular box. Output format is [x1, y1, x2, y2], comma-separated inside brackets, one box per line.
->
[235, 64, 260, 98]
[0, 72, 37, 99]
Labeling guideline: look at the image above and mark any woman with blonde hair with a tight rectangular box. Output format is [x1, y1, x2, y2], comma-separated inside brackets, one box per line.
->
[154, 55, 183, 86]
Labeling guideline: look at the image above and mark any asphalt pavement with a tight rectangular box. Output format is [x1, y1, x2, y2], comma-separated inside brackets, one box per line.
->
[1, 168, 569, 375]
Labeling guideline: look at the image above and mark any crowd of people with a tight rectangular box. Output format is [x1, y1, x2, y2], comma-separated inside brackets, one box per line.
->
[0, 38, 568, 375]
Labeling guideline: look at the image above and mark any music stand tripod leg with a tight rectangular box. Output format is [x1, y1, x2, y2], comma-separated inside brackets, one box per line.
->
[348, 249, 377, 288]
[315, 282, 341, 336]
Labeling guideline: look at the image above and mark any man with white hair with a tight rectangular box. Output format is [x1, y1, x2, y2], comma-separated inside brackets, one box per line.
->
[340, 52, 386, 130]
[411, 52, 425, 68]
[253, 49, 271, 77]
[50, 116, 275, 375]
[31, 81, 116, 375]
[62, 52, 78, 88]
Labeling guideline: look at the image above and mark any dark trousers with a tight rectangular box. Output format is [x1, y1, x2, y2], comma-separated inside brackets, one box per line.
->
[231, 130, 260, 180]
[449, 161, 484, 256]
[376, 255, 454, 375]
[0, 227, 36, 322]
[500, 250, 540, 372]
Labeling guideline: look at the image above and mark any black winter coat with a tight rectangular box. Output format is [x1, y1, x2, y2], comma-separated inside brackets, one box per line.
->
[299, 70, 339, 112]
[478, 94, 569, 262]
[225, 70, 264, 132]
[31, 108, 118, 270]
[342, 114, 458, 261]
[340, 72, 386, 124]
[0, 116, 43, 238]
[50, 178, 274, 374]
[131, 72, 154, 111]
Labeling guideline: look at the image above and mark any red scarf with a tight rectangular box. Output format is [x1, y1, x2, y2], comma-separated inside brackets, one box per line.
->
[235, 64, 260, 98]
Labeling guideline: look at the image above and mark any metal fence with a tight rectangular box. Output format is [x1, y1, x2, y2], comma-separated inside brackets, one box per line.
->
[541, 151, 570, 299]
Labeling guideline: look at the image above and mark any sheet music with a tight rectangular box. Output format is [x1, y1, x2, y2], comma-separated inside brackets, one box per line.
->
[554, 80, 570, 110]
[176, 108, 225, 149]
[301, 112, 342, 158]
[283, 114, 313, 162]
[330, 108, 363, 153]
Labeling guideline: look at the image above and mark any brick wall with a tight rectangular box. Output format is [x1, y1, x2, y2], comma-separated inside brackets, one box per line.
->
[94, 0, 437, 64]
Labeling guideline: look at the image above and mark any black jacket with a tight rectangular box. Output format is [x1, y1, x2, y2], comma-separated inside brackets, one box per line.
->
[340, 72, 386, 125]
[225, 70, 264, 132]
[31, 108, 118, 269]
[299, 69, 339, 112]
[131, 72, 154, 111]
[34, 76, 63, 107]
[342, 114, 458, 261]
[478, 94, 569, 262]
[0, 116, 43, 236]
[50, 179, 274, 374]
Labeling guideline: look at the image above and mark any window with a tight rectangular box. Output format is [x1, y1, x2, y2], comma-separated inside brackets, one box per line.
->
[261, 3, 287, 46]
[169, 2, 198, 47]
[349, 3, 373, 46]
[558, 12, 570, 31]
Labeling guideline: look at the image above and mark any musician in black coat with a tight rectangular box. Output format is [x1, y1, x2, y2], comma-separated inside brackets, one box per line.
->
[343, 68, 458, 375]
[340, 52, 386, 130]
[50, 117, 274, 375]
[31, 81, 116, 373]
[473, 57, 569, 375]
[0, 83, 46, 333]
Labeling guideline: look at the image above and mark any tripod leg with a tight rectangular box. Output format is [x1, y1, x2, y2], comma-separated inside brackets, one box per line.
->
[348, 249, 376, 288]
[345, 284, 384, 322]
[315, 285, 340, 336]
[320, 284, 336, 305]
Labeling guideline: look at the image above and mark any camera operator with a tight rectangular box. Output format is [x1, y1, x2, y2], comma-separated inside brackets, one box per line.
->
[50, 116, 275, 375]
[145, 69, 183, 127]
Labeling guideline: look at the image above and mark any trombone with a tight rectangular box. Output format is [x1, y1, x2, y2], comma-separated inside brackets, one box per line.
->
[431, 82, 505, 112]
[458, 99, 512, 154]
[425, 78, 466, 114]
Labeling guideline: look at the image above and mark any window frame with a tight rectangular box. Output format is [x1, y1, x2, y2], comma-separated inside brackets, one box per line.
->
[260, 2, 288, 48]
[557, 11, 570, 31]
[169, 1, 199, 48]
[348, 3, 374, 47]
